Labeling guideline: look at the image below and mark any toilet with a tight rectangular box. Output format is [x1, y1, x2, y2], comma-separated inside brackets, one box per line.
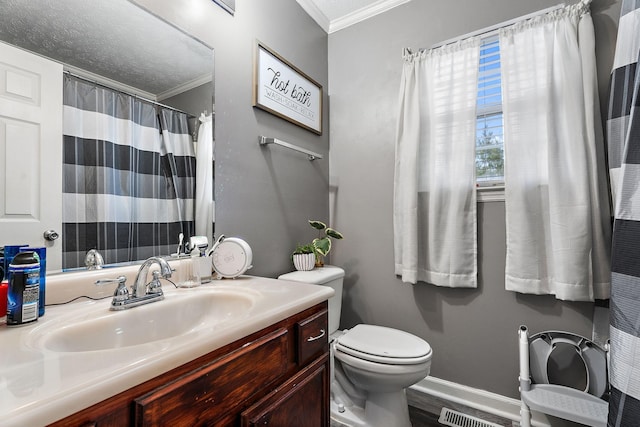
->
[278, 266, 432, 427]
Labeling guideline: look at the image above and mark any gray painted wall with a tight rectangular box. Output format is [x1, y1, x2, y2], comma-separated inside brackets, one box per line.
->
[135, 0, 621, 401]
[163, 82, 214, 140]
[134, 0, 330, 278]
[328, 0, 620, 399]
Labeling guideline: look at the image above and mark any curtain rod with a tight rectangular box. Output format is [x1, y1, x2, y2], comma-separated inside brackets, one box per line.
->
[404, 2, 566, 55]
[64, 71, 197, 119]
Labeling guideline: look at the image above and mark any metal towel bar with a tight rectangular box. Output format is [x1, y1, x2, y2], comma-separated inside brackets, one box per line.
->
[258, 136, 323, 161]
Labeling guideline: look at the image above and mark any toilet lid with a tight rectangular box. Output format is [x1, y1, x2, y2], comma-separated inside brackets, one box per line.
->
[335, 324, 432, 365]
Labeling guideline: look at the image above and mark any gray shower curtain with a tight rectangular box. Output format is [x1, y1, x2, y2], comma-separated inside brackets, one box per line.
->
[606, 1, 640, 424]
[62, 75, 195, 269]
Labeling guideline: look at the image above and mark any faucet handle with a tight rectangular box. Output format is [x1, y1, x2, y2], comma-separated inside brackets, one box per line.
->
[95, 276, 126, 286]
[95, 276, 129, 303]
[94, 276, 127, 285]
[148, 270, 164, 295]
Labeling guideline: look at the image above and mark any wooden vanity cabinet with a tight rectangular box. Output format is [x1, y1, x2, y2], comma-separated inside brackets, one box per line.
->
[48, 301, 329, 427]
[240, 355, 329, 427]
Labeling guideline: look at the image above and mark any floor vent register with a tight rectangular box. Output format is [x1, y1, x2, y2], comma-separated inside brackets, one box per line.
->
[438, 407, 503, 427]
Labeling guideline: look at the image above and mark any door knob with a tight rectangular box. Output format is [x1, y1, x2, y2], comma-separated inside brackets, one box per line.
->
[43, 230, 59, 241]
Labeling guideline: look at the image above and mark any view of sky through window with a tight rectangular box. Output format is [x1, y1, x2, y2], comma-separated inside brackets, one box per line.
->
[476, 36, 504, 183]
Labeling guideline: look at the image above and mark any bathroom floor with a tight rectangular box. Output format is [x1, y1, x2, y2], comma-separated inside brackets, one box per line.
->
[409, 406, 446, 426]
[329, 387, 517, 427]
[330, 406, 443, 426]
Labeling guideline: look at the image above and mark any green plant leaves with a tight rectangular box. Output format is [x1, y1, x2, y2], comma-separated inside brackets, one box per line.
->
[325, 228, 343, 239]
[313, 237, 331, 256]
[308, 220, 327, 230]
[304, 220, 343, 258]
[293, 243, 314, 254]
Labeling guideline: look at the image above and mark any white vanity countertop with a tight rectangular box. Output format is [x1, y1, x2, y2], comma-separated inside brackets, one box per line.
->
[0, 274, 333, 426]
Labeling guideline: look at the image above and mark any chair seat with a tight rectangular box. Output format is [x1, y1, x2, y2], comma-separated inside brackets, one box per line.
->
[521, 384, 608, 427]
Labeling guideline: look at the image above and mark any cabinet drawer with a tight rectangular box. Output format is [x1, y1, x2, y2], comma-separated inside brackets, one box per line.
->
[134, 328, 288, 426]
[296, 308, 328, 365]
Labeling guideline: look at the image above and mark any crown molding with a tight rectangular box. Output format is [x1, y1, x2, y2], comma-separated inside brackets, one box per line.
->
[157, 72, 213, 101]
[296, 0, 331, 33]
[297, 0, 410, 34]
[64, 64, 157, 101]
[328, 0, 411, 34]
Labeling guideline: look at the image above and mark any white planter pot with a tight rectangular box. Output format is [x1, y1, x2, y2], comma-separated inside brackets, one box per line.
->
[293, 253, 316, 271]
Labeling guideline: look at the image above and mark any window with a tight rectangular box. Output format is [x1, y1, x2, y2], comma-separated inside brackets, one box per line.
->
[476, 35, 504, 187]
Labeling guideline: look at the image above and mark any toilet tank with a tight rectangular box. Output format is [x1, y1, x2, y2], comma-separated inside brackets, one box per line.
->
[278, 266, 344, 335]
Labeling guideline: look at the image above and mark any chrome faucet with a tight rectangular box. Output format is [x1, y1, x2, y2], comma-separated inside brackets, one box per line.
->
[133, 256, 172, 298]
[84, 249, 105, 270]
[95, 257, 172, 311]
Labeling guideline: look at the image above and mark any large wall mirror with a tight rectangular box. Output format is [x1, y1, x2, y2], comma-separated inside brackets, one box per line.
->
[0, 0, 214, 272]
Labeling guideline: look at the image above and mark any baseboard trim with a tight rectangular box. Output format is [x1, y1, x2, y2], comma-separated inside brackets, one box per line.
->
[409, 376, 554, 427]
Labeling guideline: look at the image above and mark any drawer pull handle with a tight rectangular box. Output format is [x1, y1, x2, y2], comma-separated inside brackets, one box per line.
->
[307, 329, 326, 342]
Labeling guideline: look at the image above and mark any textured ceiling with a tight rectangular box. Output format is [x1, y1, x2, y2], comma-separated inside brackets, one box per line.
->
[0, 0, 213, 98]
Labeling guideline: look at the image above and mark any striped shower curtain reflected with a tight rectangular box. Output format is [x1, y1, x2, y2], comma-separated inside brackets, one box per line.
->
[62, 74, 195, 269]
[606, 1, 640, 424]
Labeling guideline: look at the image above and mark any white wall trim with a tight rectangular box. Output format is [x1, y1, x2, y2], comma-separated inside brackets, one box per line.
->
[328, 0, 411, 33]
[409, 376, 557, 427]
[157, 72, 213, 101]
[296, 0, 331, 33]
[296, 0, 410, 34]
[64, 64, 157, 101]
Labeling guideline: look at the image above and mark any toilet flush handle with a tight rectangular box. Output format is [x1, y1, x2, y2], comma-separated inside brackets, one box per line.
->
[307, 329, 326, 342]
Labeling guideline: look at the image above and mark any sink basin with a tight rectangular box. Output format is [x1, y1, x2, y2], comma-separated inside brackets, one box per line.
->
[32, 289, 255, 352]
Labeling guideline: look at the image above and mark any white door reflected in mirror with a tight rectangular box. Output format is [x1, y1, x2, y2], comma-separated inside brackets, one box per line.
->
[0, 41, 63, 271]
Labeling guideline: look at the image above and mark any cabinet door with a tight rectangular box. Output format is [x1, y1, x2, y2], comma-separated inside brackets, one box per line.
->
[135, 328, 288, 426]
[241, 354, 329, 427]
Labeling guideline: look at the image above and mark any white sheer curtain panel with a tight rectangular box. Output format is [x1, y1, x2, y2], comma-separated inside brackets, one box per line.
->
[500, 0, 611, 301]
[394, 38, 480, 288]
[195, 112, 214, 242]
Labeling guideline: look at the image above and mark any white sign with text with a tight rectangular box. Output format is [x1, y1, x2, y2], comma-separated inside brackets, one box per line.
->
[254, 43, 322, 134]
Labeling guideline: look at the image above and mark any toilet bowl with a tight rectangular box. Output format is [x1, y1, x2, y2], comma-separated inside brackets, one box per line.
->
[278, 266, 432, 427]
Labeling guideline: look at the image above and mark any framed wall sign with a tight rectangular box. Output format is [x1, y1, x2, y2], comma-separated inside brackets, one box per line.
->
[212, 0, 234, 15]
[253, 41, 323, 135]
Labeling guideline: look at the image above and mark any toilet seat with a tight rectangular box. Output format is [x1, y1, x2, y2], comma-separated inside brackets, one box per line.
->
[335, 324, 432, 365]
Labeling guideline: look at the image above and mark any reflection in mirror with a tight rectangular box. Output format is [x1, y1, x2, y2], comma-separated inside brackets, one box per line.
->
[0, 0, 214, 272]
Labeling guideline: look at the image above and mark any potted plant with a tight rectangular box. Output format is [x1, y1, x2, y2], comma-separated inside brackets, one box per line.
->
[308, 220, 344, 267]
[292, 243, 316, 271]
[291, 220, 344, 271]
